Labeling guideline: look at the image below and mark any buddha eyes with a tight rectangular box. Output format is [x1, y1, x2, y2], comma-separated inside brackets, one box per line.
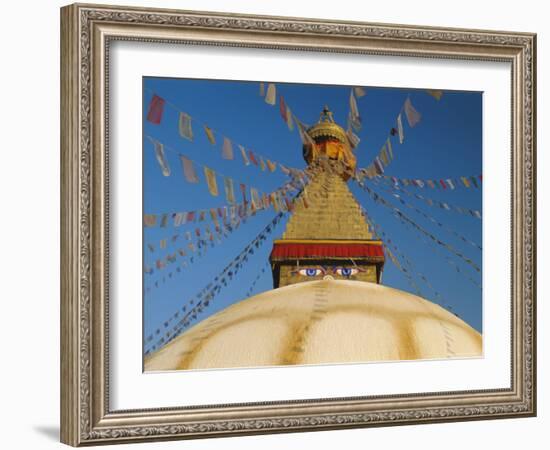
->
[298, 268, 324, 277]
[296, 267, 360, 277]
[335, 268, 359, 277]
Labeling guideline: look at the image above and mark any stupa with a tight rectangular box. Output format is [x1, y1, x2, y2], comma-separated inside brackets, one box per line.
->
[145, 107, 482, 371]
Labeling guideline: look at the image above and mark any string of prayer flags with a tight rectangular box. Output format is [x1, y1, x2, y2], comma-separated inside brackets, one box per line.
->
[144, 213, 287, 350]
[377, 176, 482, 219]
[203, 125, 216, 145]
[203, 166, 219, 196]
[222, 137, 234, 160]
[426, 89, 443, 100]
[178, 112, 193, 141]
[381, 174, 482, 190]
[152, 139, 171, 176]
[146, 94, 165, 124]
[397, 113, 405, 144]
[404, 97, 422, 127]
[372, 178, 482, 250]
[356, 180, 481, 272]
[224, 177, 235, 204]
[265, 83, 276, 105]
[180, 155, 199, 183]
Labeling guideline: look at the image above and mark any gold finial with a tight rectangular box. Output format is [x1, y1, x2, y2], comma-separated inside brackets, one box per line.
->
[320, 105, 335, 123]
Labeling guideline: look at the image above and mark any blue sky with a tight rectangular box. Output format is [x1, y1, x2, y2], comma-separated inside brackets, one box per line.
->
[142, 77, 482, 353]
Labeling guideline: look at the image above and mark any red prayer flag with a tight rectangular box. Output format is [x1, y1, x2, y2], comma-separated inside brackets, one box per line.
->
[439, 179, 447, 189]
[248, 150, 258, 166]
[146, 94, 165, 124]
[279, 95, 288, 122]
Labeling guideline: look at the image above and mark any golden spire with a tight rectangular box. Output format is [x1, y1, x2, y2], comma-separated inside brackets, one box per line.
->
[302, 105, 357, 179]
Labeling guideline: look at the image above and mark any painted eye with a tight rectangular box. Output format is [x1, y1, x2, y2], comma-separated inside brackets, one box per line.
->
[298, 268, 323, 277]
[335, 268, 359, 277]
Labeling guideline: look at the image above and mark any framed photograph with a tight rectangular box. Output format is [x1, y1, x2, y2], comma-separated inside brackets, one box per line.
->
[60, 3, 536, 446]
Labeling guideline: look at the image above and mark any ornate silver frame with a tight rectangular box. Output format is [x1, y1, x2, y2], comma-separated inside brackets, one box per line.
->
[60, 3, 536, 446]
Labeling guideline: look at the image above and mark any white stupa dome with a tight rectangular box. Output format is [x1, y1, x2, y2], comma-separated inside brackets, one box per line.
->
[145, 279, 481, 371]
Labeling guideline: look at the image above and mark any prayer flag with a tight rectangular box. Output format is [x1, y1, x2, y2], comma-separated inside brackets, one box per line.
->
[286, 106, 294, 131]
[296, 118, 314, 145]
[178, 112, 193, 141]
[461, 176, 471, 188]
[427, 179, 435, 189]
[346, 127, 360, 147]
[380, 145, 390, 166]
[144, 214, 157, 227]
[251, 188, 261, 209]
[238, 145, 250, 165]
[470, 176, 479, 188]
[160, 214, 169, 228]
[248, 150, 258, 166]
[279, 95, 288, 122]
[446, 178, 455, 190]
[160, 239, 167, 249]
[397, 113, 404, 144]
[266, 159, 277, 172]
[259, 82, 265, 97]
[404, 97, 422, 127]
[240, 183, 247, 204]
[203, 166, 219, 196]
[173, 212, 185, 227]
[224, 177, 235, 204]
[222, 137, 234, 160]
[349, 89, 361, 130]
[265, 83, 276, 105]
[204, 125, 216, 145]
[373, 157, 384, 175]
[439, 179, 447, 189]
[179, 155, 199, 183]
[259, 157, 266, 171]
[279, 164, 290, 175]
[152, 139, 170, 176]
[426, 89, 443, 100]
[386, 138, 394, 160]
[186, 211, 195, 223]
[146, 94, 165, 124]
[353, 86, 366, 97]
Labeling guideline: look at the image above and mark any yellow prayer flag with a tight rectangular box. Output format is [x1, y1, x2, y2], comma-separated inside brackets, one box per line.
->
[461, 176, 471, 188]
[426, 89, 443, 100]
[259, 157, 266, 171]
[266, 159, 277, 172]
[203, 166, 219, 196]
[204, 125, 216, 145]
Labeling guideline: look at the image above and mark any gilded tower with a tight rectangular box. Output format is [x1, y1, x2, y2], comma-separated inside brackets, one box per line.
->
[269, 106, 385, 288]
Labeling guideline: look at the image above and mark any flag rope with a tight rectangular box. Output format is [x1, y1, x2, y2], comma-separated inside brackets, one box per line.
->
[144, 87, 299, 174]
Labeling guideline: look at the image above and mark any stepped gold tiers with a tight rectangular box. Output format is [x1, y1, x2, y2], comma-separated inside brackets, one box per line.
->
[145, 280, 482, 371]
